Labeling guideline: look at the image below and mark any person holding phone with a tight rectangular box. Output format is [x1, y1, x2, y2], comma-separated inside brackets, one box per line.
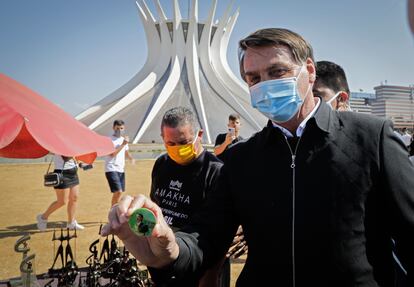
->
[213, 113, 243, 161]
[104, 120, 135, 207]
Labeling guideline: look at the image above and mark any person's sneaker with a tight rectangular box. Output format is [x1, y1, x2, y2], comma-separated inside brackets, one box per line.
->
[66, 220, 84, 230]
[36, 214, 47, 231]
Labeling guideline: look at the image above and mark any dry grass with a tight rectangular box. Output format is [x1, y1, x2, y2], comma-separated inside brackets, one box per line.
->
[0, 160, 244, 285]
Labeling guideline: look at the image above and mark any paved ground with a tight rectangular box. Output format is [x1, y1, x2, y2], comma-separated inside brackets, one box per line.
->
[0, 160, 244, 286]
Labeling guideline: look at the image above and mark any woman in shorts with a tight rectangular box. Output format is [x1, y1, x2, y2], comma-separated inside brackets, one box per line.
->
[36, 155, 84, 231]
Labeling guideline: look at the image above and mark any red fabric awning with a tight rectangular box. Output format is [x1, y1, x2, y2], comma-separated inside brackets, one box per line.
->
[0, 73, 115, 164]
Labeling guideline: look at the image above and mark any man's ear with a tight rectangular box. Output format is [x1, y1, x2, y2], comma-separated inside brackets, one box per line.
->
[198, 129, 204, 138]
[339, 91, 349, 102]
[306, 58, 316, 83]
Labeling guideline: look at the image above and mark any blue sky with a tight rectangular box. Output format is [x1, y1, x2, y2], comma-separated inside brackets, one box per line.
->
[1, 0, 413, 116]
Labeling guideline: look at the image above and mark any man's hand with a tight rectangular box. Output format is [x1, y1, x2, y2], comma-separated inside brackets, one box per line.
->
[123, 135, 130, 145]
[225, 132, 235, 144]
[101, 194, 179, 268]
[226, 225, 248, 259]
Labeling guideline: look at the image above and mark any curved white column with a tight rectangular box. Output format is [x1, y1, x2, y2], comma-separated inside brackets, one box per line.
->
[76, 0, 158, 121]
[199, 1, 262, 130]
[86, 0, 172, 130]
[133, 0, 186, 143]
[215, 9, 251, 100]
[185, 0, 212, 143]
[78, 0, 267, 143]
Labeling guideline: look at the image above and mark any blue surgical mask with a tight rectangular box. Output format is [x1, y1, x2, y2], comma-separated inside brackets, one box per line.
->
[249, 66, 308, 123]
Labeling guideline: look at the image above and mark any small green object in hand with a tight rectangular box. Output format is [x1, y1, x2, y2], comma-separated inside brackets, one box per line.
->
[128, 208, 156, 236]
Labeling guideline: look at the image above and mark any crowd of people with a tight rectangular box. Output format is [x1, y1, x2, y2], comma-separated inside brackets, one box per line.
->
[34, 2, 414, 286]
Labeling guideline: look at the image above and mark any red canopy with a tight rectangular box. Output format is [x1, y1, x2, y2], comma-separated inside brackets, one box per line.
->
[0, 73, 114, 164]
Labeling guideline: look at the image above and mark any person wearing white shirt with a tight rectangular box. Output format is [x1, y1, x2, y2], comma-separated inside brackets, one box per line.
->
[105, 120, 134, 206]
[401, 128, 412, 147]
[37, 155, 84, 231]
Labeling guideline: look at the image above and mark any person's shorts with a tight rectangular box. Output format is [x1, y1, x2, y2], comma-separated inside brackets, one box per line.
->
[53, 168, 79, 189]
[105, 171, 125, 193]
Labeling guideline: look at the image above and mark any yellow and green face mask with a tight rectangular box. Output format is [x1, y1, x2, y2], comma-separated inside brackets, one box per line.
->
[166, 132, 199, 165]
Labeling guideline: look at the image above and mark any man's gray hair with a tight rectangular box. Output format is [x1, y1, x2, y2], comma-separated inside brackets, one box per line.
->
[238, 28, 315, 81]
[161, 107, 200, 135]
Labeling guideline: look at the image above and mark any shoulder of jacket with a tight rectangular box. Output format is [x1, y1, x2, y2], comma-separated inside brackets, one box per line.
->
[224, 127, 267, 161]
[336, 112, 387, 131]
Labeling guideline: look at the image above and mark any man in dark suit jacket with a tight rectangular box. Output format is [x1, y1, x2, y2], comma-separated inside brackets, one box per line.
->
[102, 28, 414, 286]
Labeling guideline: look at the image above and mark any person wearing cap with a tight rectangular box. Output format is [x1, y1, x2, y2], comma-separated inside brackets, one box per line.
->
[102, 28, 414, 286]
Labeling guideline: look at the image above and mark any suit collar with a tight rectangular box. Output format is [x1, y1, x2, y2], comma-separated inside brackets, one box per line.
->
[262, 98, 333, 146]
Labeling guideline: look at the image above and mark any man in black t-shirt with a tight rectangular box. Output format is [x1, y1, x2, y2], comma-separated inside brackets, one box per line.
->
[214, 113, 243, 161]
[150, 107, 228, 287]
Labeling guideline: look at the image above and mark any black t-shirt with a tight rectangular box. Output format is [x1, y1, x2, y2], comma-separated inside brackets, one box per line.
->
[150, 150, 223, 230]
[214, 133, 243, 161]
